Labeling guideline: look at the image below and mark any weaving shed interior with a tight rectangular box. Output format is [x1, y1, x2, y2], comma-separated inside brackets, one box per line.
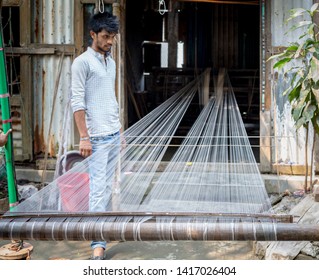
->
[125, 0, 260, 161]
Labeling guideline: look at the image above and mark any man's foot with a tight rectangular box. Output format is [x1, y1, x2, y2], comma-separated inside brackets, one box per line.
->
[90, 247, 105, 260]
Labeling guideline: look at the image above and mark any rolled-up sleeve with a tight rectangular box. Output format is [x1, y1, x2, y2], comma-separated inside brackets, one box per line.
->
[70, 58, 88, 113]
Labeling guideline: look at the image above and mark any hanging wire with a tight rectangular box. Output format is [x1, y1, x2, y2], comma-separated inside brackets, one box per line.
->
[99, 0, 105, 13]
[158, 0, 167, 15]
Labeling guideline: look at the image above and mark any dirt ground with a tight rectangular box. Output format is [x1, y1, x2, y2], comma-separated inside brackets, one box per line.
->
[0, 240, 258, 260]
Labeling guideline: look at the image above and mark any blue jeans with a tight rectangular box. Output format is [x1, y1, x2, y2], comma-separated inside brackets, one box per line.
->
[89, 131, 120, 250]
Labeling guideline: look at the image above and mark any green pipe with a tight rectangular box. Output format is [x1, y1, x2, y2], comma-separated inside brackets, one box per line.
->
[0, 25, 18, 210]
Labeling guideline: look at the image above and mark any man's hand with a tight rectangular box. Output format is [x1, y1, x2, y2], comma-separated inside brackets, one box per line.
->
[0, 129, 12, 147]
[79, 139, 92, 158]
[120, 132, 127, 151]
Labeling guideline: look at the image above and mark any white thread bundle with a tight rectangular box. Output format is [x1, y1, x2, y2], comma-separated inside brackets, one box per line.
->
[5, 70, 277, 241]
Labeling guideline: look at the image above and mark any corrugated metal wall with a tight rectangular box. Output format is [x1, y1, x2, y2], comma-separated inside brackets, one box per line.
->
[31, 0, 74, 157]
[270, 0, 314, 166]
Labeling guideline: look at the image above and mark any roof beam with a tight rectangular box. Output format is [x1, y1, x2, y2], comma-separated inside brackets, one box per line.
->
[177, 0, 259, 5]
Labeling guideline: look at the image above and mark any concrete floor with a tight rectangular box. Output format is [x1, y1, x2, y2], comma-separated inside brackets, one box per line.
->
[0, 240, 258, 260]
[15, 168, 308, 194]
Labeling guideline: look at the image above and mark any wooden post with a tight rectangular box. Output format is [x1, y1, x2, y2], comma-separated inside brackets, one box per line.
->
[167, 0, 179, 68]
[113, 0, 127, 129]
[259, 0, 272, 173]
[200, 68, 211, 106]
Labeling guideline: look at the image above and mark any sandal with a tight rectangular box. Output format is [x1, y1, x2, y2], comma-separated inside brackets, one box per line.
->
[89, 255, 105, 260]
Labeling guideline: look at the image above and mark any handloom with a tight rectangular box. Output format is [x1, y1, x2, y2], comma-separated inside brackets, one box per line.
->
[1, 69, 318, 241]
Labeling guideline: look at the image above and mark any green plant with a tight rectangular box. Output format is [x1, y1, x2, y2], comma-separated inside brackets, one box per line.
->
[269, 3, 319, 192]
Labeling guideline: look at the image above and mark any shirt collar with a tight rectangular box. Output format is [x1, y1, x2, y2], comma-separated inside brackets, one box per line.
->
[88, 47, 111, 61]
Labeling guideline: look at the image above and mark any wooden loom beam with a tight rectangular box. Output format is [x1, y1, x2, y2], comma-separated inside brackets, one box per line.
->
[0, 217, 318, 241]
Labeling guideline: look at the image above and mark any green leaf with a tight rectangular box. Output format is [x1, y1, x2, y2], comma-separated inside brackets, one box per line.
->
[282, 85, 293, 97]
[292, 71, 302, 82]
[287, 8, 307, 22]
[273, 58, 291, 69]
[303, 104, 316, 122]
[292, 101, 306, 121]
[287, 84, 301, 101]
[310, 3, 319, 16]
[287, 21, 312, 34]
[311, 56, 319, 83]
[307, 46, 316, 53]
[291, 87, 310, 114]
[314, 116, 319, 134]
[313, 87, 319, 103]
[294, 43, 305, 58]
[295, 116, 307, 130]
[299, 33, 310, 40]
[286, 45, 299, 52]
[267, 52, 286, 62]
[307, 23, 315, 37]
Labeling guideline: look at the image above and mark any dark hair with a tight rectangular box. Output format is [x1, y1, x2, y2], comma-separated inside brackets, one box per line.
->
[88, 11, 119, 34]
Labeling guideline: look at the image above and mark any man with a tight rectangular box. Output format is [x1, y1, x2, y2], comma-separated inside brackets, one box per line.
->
[70, 11, 121, 260]
[0, 129, 12, 147]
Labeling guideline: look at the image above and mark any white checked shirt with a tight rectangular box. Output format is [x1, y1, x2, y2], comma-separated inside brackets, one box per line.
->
[71, 47, 121, 137]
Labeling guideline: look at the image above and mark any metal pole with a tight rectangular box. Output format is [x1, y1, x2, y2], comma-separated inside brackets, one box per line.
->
[0, 12, 18, 210]
[0, 218, 319, 241]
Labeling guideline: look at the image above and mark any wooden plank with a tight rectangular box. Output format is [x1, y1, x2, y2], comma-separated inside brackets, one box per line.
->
[5, 47, 55, 55]
[178, 0, 259, 5]
[273, 164, 311, 176]
[314, 185, 319, 202]
[74, 0, 84, 57]
[113, 1, 127, 129]
[167, 0, 179, 68]
[224, 5, 229, 67]
[200, 68, 210, 106]
[218, 6, 224, 67]
[19, 0, 32, 161]
[81, 0, 116, 4]
[289, 195, 314, 222]
[228, 5, 234, 68]
[213, 5, 218, 69]
[1, 0, 20, 6]
[4, 45, 76, 55]
[259, 0, 272, 172]
[259, 111, 271, 173]
[264, 194, 319, 259]
[234, 7, 238, 68]
[297, 199, 319, 224]
[263, 0, 272, 112]
[0, 198, 9, 212]
[265, 241, 308, 260]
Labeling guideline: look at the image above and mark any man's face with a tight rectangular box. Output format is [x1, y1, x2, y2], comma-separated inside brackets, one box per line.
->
[90, 29, 116, 54]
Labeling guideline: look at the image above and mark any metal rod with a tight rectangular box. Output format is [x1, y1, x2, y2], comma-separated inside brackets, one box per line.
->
[0, 218, 317, 241]
[0, 211, 293, 223]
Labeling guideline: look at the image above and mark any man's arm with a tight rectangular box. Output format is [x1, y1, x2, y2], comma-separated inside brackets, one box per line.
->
[0, 129, 12, 147]
[71, 58, 92, 158]
[74, 110, 92, 158]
